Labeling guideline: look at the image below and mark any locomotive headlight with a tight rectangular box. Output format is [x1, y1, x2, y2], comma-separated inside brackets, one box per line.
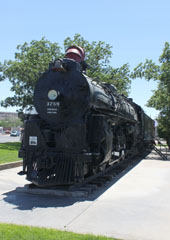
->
[48, 90, 59, 100]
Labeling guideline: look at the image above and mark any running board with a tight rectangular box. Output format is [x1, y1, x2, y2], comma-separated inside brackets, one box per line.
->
[153, 146, 168, 160]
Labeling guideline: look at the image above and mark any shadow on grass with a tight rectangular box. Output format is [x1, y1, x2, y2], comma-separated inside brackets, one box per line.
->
[0, 142, 21, 151]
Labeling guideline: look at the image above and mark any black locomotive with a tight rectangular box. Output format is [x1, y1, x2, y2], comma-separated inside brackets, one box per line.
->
[19, 46, 155, 187]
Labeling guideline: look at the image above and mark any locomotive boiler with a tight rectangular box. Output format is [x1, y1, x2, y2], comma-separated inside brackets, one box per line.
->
[19, 46, 155, 187]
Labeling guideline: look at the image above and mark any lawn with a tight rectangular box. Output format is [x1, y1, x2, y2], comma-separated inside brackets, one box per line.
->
[0, 142, 21, 164]
[0, 223, 117, 240]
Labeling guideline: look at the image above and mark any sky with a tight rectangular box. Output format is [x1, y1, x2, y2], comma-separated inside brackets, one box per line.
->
[0, 0, 170, 119]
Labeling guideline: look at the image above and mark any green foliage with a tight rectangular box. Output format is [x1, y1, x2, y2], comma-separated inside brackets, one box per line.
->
[103, 64, 131, 96]
[132, 59, 160, 80]
[157, 113, 170, 148]
[1, 37, 61, 114]
[0, 62, 5, 81]
[64, 34, 131, 96]
[132, 42, 170, 110]
[0, 34, 132, 113]
[132, 42, 170, 145]
[64, 34, 112, 77]
[0, 223, 117, 240]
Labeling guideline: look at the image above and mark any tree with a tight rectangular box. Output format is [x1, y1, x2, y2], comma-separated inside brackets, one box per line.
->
[64, 34, 131, 96]
[64, 34, 112, 77]
[132, 42, 170, 147]
[0, 38, 62, 115]
[0, 34, 132, 114]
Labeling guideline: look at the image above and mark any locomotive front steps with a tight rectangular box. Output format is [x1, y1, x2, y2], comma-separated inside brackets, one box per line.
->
[153, 145, 168, 160]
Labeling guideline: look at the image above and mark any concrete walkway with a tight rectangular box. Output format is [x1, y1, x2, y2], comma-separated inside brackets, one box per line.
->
[0, 134, 20, 143]
[0, 150, 170, 240]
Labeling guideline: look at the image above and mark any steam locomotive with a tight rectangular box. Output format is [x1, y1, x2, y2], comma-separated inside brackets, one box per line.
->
[19, 46, 155, 187]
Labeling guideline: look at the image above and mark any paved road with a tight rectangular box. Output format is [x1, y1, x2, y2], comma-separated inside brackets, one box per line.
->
[0, 150, 170, 240]
[0, 134, 20, 143]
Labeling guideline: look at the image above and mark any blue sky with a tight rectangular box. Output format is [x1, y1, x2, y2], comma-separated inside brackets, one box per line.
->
[0, 0, 170, 119]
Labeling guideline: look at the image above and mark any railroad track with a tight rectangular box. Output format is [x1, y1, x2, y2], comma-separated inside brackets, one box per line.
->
[68, 151, 148, 194]
[16, 147, 169, 197]
[24, 151, 149, 197]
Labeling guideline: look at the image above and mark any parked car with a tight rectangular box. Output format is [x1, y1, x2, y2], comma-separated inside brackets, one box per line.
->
[10, 131, 20, 137]
[4, 130, 11, 134]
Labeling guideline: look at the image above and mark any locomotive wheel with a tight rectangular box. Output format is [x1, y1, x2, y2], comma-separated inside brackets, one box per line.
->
[92, 163, 107, 175]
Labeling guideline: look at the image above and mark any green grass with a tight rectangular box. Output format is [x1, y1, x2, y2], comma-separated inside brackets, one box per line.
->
[0, 223, 117, 240]
[156, 144, 168, 147]
[0, 142, 21, 164]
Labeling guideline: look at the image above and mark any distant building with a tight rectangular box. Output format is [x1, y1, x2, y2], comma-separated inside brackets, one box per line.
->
[0, 112, 18, 121]
[0, 112, 20, 132]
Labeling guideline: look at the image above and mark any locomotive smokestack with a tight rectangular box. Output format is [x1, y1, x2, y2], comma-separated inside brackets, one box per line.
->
[65, 45, 85, 62]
